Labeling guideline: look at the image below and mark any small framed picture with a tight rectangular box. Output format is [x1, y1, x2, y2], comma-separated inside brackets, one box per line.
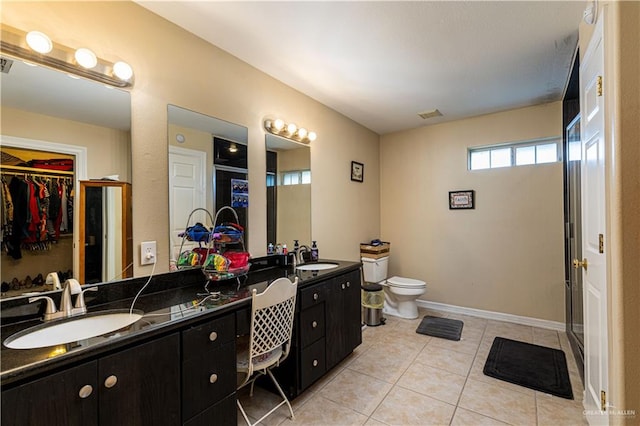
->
[449, 190, 475, 209]
[351, 161, 364, 182]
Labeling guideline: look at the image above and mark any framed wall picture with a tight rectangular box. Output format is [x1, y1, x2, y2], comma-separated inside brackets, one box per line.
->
[351, 161, 364, 182]
[449, 190, 475, 209]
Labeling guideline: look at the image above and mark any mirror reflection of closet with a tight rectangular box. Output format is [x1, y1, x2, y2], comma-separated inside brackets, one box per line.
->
[79, 181, 132, 284]
[1, 147, 76, 297]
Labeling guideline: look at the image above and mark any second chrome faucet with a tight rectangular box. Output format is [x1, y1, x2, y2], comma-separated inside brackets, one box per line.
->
[29, 278, 98, 321]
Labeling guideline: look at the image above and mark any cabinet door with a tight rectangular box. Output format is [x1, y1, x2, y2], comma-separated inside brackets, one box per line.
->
[300, 337, 326, 390]
[299, 302, 325, 348]
[98, 333, 181, 426]
[184, 393, 237, 426]
[326, 270, 362, 369]
[1, 361, 98, 426]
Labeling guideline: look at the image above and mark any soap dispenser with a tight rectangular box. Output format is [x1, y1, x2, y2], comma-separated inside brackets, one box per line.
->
[311, 241, 319, 261]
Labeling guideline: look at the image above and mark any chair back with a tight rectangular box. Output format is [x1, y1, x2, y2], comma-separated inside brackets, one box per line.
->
[248, 277, 298, 367]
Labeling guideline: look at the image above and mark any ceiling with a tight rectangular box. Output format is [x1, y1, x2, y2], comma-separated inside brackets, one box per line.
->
[137, 1, 585, 135]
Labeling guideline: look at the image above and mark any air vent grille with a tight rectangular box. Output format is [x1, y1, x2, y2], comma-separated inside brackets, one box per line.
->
[1, 57, 14, 73]
[418, 109, 443, 120]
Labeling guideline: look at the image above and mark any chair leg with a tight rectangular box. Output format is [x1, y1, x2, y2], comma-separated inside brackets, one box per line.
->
[267, 369, 295, 420]
[237, 399, 253, 426]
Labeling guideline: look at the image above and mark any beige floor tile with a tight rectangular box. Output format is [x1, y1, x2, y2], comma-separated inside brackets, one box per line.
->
[485, 321, 533, 343]
[347, 344, 417, 384]
[397, 362, 467, 404]
[318, 368, 393, 416]
[536, 392, 589, 425]
[459, 378, 536, 425]
[445, 313, 489, 331]
[237, 386, 301, 426]
[532, 327, 561, 349]
[371, 386, 455, 426]
[363, 418, 389, 426]
[450, 407, 509, 425]
[428, 335, 481, 355]
[281, 394, 367, 425]
[419, 344, 475, 377]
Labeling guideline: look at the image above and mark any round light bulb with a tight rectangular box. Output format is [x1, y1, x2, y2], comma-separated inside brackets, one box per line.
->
[26, 31, 52, 54]
[75, 48, 97, 69]
[273, 119, 285, 131]
[308, 131, 317, 142]
[113, 61, 133, 80]
[297, 128, 308, 139]
[287, 123, 297, 134]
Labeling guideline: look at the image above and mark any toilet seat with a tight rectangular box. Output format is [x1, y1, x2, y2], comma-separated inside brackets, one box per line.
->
[386, 276, 426, 289]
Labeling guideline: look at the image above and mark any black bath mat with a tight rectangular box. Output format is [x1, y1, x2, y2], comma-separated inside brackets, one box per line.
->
[415, 316, 464, 341]
[483, 337, 573, 399]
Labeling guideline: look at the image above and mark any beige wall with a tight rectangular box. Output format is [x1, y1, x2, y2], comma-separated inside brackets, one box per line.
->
[0, 1, 380, 274]
[381, 102, 565, 322]
[1, 107, 131, 182]
[276, 147, 312, 248]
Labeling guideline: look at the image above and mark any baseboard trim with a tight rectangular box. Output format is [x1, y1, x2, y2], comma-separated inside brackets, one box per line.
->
[416, 300, 565, 331]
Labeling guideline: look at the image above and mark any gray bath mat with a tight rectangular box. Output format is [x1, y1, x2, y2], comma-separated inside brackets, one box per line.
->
[416, 316, 464, 341]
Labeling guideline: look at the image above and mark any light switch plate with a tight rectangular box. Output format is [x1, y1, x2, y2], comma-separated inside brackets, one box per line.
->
[140, 241, 157, 265]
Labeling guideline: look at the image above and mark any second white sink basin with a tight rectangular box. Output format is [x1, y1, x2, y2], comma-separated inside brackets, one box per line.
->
[296, 262, 339, 271]
[4, 310, 143, 350]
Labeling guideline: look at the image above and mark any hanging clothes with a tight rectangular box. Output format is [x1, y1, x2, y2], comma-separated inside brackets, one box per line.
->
[7, 176, 29, 259]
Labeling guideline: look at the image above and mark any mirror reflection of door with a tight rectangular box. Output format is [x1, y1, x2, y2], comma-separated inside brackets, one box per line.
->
[79, 181, 132, 284]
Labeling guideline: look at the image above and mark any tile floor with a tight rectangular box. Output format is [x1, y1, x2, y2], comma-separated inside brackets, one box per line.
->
[237, 308, 588, 426]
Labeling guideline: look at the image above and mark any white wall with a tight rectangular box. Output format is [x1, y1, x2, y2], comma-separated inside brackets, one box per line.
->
[380, 102, 565, 322]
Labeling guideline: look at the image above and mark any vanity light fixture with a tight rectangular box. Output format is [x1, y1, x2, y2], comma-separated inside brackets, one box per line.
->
[0, 24, 134, 88]
[264, 118, 317, 144]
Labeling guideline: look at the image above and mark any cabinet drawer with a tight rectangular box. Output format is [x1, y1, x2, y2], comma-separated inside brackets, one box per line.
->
[299, 303, 325, 348]
[182, 314, 235, 360]
[300, 338, 326, 390]
[299, 283, 325, 310]
[184, 392, 237, 426]
[182, 340, 236, 421]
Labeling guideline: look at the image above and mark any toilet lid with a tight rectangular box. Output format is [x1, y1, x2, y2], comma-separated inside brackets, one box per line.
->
[386, 276, 426, 288]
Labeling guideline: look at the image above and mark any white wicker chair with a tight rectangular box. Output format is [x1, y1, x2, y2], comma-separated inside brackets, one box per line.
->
[236, 277, 298, 426]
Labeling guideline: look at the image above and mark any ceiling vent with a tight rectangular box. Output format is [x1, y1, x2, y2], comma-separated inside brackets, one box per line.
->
[1, 57, 14, 74]
[418, 109, 442, 120]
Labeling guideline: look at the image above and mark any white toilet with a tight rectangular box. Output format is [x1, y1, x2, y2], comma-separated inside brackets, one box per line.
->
[361, 256, 426, 319]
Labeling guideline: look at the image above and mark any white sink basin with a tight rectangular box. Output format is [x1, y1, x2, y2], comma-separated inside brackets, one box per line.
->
[296, 263, 339, 271]
[4, 310, 143, 350]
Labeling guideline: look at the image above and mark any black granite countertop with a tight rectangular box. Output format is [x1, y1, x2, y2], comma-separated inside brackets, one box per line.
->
[0, 257, 360, 387]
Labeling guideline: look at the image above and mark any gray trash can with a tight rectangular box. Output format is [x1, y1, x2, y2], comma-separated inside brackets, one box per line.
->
[361, 283, 385, 326]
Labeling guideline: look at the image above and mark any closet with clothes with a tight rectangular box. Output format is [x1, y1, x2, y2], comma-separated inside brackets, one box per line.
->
[0, 147, 75, 297]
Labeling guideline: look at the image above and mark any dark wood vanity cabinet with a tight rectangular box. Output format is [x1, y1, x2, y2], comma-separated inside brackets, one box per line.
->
[274, 268, 362, 398]
[1, 333, 180, 426]
[181, 314, 237, 425]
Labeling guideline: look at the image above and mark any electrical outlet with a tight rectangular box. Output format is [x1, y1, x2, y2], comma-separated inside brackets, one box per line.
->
[140, 241, 157, 266]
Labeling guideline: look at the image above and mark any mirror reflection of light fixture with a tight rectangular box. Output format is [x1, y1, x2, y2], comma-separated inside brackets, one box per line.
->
[229, 143, 238, 153]
[264, 118, 317, 144]
[1, 24, 134, 88]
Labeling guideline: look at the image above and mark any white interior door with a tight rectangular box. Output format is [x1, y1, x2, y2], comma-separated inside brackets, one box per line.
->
[579, 17, 608, 423]
[169, 146, 207, 262]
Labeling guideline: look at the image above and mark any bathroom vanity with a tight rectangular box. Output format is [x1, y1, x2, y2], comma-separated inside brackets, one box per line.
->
[0, 258, 361, 426]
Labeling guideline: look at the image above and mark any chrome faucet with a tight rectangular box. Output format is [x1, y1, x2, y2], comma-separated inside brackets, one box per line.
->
[298, 245, 311, 264]
[29, 279, 98, 321]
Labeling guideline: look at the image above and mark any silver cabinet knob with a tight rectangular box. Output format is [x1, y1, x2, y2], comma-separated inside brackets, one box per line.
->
[313, 293, 319, 301]
[78, 384, 93, 399]
[346, 281, 350, 288]
[312, 359, 318, 367]
[341, 283, 345, 290]
[209, 331, 218, 342]
[209, 373, 218, 384]
[312, 321, 318, 328]
[104, 375, 117, 389]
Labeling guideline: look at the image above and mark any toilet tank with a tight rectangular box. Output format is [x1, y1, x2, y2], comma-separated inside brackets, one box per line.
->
[361, 256, 389, 283]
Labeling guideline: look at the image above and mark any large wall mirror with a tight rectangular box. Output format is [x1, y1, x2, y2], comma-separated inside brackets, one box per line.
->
[167, 105, 248, 264]
[266, 134, 311, 250]
[0, 54, 132, 297]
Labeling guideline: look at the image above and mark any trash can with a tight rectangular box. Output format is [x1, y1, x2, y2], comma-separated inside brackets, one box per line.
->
[361, 283, 385, 326]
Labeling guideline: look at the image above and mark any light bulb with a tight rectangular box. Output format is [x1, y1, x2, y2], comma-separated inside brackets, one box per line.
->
[297, 128, 308, 139]
[287, 123, 297, 134]
[308, 131, 317, 142]
[273, 119, 285, 131]
[75, 48, 97, 69]
[113, 61, 133, 80]
[26, 31, 52, 54]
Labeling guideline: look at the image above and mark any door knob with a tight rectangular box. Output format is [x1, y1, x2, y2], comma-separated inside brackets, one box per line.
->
[573, 258, 588, 271]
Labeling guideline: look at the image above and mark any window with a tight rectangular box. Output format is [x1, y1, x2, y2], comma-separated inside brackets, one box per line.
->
[280, 170, 311, 186]
[468, 137, 561, 170]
